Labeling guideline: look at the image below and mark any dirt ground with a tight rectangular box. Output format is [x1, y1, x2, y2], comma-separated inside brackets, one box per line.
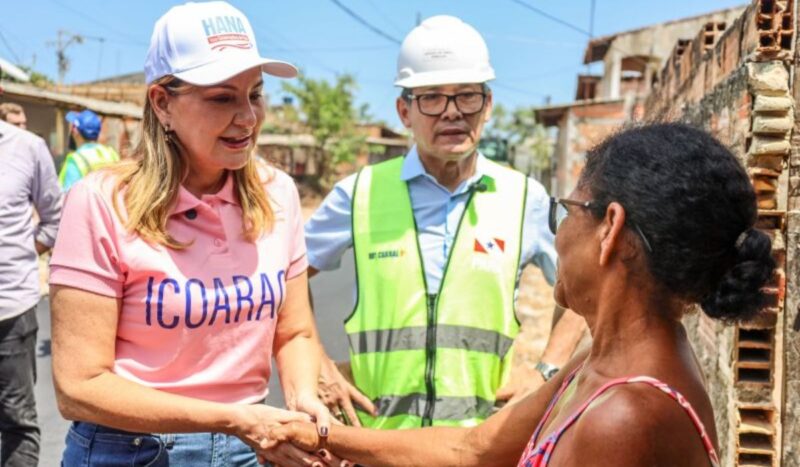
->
[513, 266, 557, 371]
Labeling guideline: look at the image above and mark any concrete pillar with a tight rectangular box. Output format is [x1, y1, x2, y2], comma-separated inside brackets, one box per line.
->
[54, 107, 65, 155]
[604, 49, 622, 99]
[555, 112, 571, 197]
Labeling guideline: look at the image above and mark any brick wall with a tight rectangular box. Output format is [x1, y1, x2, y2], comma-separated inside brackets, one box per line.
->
[643, 1, 797, 465]
[786, 4, 800, 461]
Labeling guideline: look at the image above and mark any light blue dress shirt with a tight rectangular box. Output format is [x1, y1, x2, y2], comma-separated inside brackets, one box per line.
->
[304, 146, 557, 294]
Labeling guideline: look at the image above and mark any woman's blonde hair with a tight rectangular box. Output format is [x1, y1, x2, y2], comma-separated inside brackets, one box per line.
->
[110, 76, 273, 249]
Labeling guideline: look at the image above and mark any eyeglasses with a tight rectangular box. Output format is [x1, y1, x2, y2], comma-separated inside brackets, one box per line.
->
[548, 197, 654, 253]
[407, 92, 487, 117]
[549, 197, 592, 235]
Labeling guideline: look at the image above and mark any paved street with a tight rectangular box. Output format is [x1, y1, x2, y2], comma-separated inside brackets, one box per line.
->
[35, 255, 355, 465]
[33, 296, 68, 466]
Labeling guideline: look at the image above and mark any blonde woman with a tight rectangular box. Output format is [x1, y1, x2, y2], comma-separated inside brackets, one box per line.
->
[49, 2, 329, 465]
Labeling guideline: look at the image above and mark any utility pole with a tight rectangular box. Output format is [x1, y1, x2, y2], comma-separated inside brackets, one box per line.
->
[47, 30, 84, 86]
[582, 0, 596, 100]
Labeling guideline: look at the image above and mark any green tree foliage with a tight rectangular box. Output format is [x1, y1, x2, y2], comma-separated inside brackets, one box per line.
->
[281, 73, 366, 188]
[3, 65, 54, 86]
[487, 103, 552, 172]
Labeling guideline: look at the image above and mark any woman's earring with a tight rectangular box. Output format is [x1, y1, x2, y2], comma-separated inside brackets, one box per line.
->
[164, 123, 173, 144]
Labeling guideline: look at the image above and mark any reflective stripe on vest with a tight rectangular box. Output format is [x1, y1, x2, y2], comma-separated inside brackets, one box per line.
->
[347, 156, 527, 429]
[348, 325, 514, 357]
[68, 143, 120, 177]
[372, 394, 495, 421]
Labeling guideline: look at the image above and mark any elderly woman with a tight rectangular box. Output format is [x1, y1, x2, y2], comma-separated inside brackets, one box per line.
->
[266, 123, 775, 467]
[48, 2, 329, 466]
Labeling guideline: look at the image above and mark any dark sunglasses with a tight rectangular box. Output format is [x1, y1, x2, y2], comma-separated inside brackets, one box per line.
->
[548, 197, 653, 253]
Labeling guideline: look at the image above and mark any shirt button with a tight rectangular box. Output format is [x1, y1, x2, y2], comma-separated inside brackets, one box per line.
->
[185, 209, 198, 220]
[214, 238, 223, 247]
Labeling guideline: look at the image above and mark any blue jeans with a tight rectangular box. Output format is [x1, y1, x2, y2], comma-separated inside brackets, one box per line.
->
[62, 422, 264, 466]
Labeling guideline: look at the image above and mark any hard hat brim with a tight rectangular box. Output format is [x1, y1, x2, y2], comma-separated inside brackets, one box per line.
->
[394, 69, 495, 88]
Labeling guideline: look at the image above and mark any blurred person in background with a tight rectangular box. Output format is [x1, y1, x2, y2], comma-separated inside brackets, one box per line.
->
[0, 115, 62, 466]
[58, 108, 120, 191]
[0, 102, 27, 129]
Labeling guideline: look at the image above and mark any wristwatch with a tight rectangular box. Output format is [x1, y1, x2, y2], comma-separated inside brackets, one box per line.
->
[535, 361, 560, 381]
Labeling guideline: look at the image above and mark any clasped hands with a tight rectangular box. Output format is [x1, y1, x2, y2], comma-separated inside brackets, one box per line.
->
[234, 393, 351, 467]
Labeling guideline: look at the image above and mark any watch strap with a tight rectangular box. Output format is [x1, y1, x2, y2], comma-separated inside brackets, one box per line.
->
[535, 361, 560, 381]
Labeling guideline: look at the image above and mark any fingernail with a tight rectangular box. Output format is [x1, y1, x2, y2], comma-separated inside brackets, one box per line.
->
[320, 426, 329, 437]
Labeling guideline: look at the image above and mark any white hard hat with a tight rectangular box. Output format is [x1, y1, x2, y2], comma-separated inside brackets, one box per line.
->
[394, 15, 495, 88]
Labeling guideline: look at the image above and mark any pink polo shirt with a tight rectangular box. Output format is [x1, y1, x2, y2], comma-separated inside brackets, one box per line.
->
[49, 167, 307, 404]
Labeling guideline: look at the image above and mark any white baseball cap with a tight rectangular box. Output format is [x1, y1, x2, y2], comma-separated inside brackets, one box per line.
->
[144, 1, 297, 86]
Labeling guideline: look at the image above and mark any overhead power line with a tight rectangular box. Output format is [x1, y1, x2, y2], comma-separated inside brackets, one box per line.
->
[0, 30, 22, 63]
[48, 0, 149, 47]
[328, 0, 402, 45]
[363, 0, 406, 35]
[509, 0, 650, 68]
[47, 30, 85, 85]
[508, 0, 591, 37]
[257, 28, 339, 75]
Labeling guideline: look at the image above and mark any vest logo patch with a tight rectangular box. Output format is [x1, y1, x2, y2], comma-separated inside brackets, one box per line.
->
[472, 237, 505, 272]
[474, 237, 505, 255]
[368, 249, 406, 260]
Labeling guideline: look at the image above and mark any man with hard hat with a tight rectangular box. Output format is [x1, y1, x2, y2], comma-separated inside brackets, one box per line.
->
[305, 15, 587, 429]
[58, 109, 119, 191]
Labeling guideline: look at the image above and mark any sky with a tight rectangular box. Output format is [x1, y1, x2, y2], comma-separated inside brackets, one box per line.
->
[1, 0, 745, 128]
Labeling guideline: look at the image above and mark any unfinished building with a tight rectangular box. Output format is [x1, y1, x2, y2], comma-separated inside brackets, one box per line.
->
[535, 6, 744, 197]
[639, 1, 797, 465]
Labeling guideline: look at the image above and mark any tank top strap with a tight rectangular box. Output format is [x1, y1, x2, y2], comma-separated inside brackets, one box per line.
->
[625, 376, 720, 467]
[540, 375, 720, 467]
[542, 376, 633, 449]
[527, 362, 585, 449]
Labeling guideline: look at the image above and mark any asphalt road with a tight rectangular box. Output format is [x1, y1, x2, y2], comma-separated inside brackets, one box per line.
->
[35, 255, 356, 465]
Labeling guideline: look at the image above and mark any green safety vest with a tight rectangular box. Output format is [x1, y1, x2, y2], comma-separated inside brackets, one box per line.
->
[347, 155, 527, 429]
[59, 143, 119, 185]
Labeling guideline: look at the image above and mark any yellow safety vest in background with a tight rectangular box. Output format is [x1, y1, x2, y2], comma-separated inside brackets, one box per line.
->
[59, 143, 119, 188]
[347, 156, 527, 429]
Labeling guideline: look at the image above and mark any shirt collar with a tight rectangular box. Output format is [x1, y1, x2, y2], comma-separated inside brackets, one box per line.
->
[170, 171, 237, 215]
[399, 145, 426, 181]
[400, 145, 494, 191]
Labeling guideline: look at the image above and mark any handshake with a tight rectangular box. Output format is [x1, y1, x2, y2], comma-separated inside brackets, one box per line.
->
[232, 392, 353, 467]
